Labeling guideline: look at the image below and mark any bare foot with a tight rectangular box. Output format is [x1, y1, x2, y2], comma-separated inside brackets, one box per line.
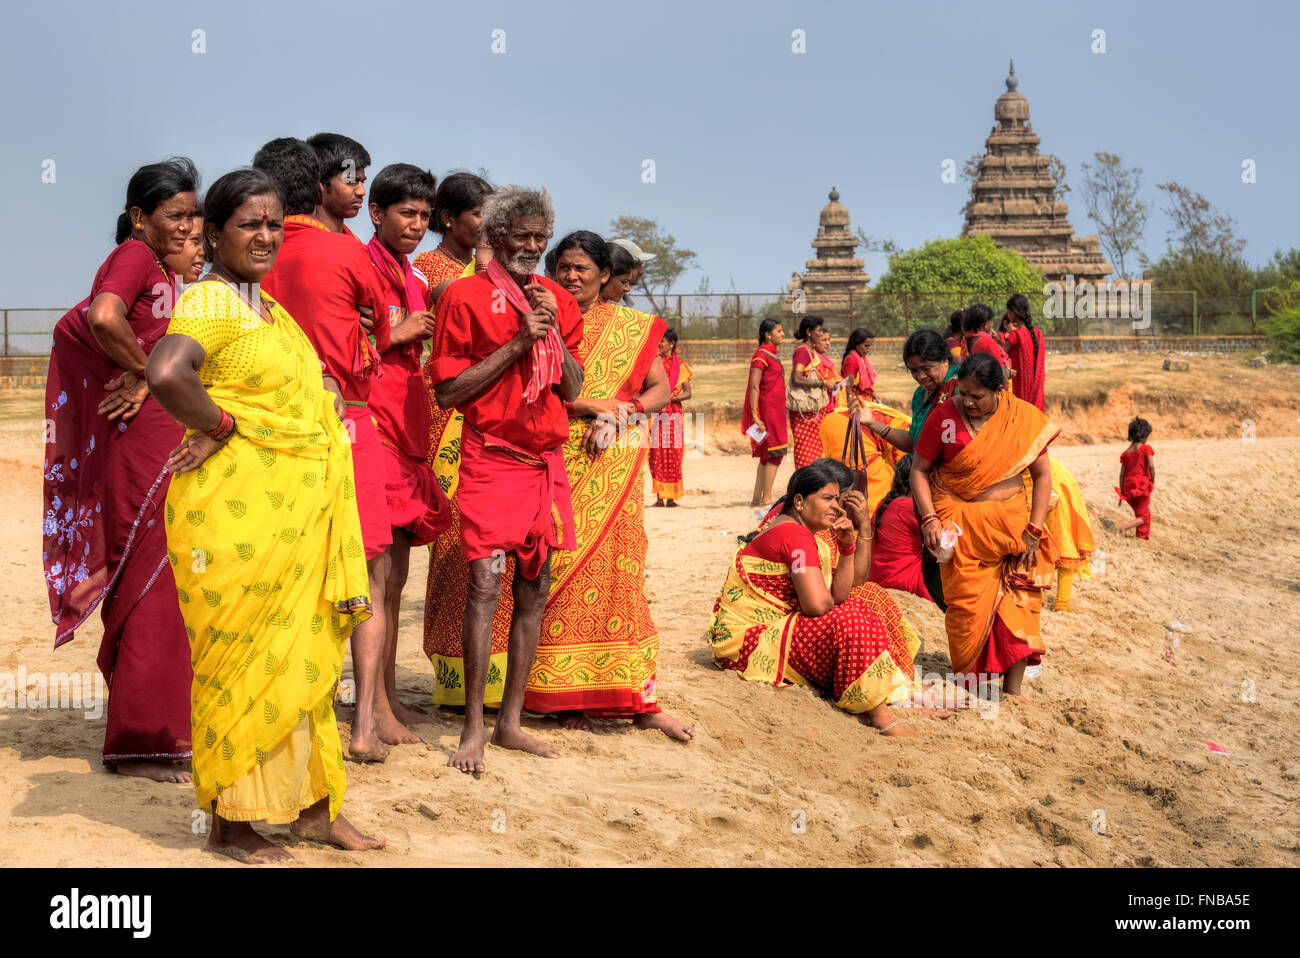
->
[653, 499, 666, 507]
[491, 723, 558, 759]
[113, 759, 192, 784]
[347, 727, 390, 763]
[291, 801, 385, 852]
[208, 817, 294, 864]
[1002, 691, 1039, 708]
[557, 711, 595, 732]
[665, 499, 678, 508]
[390, 700, 427, 725]
[634, 711, 695, 741]
[869, 706, 919, 738]
[449, 724, 487, 774]
[376, 710, 423, 746]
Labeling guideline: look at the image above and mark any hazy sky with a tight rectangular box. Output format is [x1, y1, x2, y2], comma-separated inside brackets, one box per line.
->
[2, 0, 1296, 308]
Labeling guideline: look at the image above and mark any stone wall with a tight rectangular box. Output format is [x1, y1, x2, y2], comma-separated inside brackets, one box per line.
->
[0, 356, 50, 389]
[676, 336, 1269, 365]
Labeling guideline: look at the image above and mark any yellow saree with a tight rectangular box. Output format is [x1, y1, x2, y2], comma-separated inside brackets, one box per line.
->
[164, 281, 370, 822]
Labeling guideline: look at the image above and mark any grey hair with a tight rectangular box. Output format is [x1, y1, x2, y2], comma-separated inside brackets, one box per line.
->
[480, 185, 554, 252]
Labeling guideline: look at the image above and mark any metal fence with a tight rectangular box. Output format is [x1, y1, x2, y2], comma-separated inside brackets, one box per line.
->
[629, 289, 1292, 341]
[4, 289, 1293, 356]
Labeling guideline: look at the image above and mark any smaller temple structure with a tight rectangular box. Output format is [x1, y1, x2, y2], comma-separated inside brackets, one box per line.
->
[785, 187, 871, 320]
[962, 61, 1113, 284]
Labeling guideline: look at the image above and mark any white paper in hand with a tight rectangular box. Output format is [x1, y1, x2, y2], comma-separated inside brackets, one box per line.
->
[745, 423, 767, 443]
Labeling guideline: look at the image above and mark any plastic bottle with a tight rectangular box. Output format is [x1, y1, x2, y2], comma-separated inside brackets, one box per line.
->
[931, 521, 963, 563]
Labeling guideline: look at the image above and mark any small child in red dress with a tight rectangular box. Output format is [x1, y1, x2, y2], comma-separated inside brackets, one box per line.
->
[1116, 417, 1155, 539]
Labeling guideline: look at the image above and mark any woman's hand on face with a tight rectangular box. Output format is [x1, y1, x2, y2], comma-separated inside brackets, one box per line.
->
[1019, 531, 1041, 571]
[840, 489, 869, 529]
[831, 514, 856, 549]
[166, 432, 225, 474]
[99, 371, 149, 421]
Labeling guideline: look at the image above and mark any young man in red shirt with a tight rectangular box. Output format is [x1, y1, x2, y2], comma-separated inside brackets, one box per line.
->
[363, 163, 451, 739]
[427, 186, 584, 775]
[253, 136, 400, 762]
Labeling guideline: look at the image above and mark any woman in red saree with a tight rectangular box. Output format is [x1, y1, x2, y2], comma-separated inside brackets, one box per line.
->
[841, 327, 877, 405]
[1002, 294, 1046, 411]
[526, 231, 693, 740]
[910, 353, 1058, 702]
[743, 318, 787, 505]
[649, 328, 693, 505]
[788, 316, 842, 469]
[43, 158, 199, 781]
[710, 461, 931, 737]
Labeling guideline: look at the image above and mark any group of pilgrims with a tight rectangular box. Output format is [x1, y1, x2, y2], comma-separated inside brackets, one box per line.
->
[41, 135, 1100, 864]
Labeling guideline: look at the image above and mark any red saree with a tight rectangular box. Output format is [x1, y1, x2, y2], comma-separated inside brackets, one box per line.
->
[43, 240, 191, 763]
[648, 353, 692, 499]
[742, 344, 787, 462]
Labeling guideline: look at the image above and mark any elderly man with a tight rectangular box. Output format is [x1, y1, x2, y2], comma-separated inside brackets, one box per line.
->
[427, 186, 584, 774]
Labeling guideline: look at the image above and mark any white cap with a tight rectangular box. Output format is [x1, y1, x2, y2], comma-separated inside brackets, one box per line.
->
[610, 238, 656, 263]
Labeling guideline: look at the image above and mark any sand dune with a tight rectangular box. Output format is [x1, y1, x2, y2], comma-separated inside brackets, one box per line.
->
[1, 398, 1298, 866]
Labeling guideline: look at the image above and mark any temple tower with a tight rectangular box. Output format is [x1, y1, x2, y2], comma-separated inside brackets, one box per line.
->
[962, 61, 1112, 283]
[785, 187, 871, 320]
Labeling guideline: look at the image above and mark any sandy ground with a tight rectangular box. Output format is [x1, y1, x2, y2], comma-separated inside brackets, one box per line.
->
[2, 390, 1299, 866]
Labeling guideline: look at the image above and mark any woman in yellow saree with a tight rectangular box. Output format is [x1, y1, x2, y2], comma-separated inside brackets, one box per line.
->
[910, 354, 1058, 702]
[524, 231, 694, 740]
[1039, 459, 1096, 612]
[708, 460, 927, 736]
[146, 170, 382, 864]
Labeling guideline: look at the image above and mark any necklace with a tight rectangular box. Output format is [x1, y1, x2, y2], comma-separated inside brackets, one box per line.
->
[436, 243, 470, 268]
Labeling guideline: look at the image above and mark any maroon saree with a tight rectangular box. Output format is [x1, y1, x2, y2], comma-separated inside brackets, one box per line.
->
[43, 240, 191, 763]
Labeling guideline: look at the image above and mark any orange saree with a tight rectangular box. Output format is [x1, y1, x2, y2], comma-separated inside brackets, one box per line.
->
[524, 301, 667, 715]
[931, 395, 1059, 676]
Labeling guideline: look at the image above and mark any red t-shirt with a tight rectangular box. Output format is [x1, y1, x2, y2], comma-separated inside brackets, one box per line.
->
[426, 272, 583, 455]
[261, 217, 386, 403]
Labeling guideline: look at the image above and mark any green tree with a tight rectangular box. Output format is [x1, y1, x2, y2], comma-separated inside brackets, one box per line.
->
[1079, 152, 1149, 279]
[875, 236, 1043, 293]
[608, 216, 698, 314]
[1260, 281, 1300, 363]
[1153, 181, 1246, 260]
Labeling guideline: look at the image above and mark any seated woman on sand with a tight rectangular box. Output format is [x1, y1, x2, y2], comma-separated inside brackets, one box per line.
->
[708, 460, 934, 737]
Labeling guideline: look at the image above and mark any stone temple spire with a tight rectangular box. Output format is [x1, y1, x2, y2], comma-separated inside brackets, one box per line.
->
[962, 62, 1112, 283]
[784, 188, 870, 322]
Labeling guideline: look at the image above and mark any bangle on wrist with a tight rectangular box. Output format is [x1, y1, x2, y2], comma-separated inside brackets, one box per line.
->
[920, 513, 940, 529]
[1025, 522, 1044, 539]
[631, 397, 645, 415]
[565, 401, 577, 416]
[839, 540, 857, 556]
[204, 408, 235, 442]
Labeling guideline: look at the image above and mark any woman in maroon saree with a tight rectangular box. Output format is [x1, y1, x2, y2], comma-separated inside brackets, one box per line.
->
[742, 318, 788, 505]
[43, 158, 199, 782]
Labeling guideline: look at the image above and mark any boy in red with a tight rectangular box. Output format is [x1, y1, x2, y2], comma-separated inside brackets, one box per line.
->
[364, 163, 451, 739]
[253, 136, 396, 761]
[1117, 416, 1155, 539]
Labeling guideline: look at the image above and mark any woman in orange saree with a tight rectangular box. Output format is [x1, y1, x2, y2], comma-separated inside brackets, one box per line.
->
[910, 354, 1058, 702]
[525, 231, 693, 740]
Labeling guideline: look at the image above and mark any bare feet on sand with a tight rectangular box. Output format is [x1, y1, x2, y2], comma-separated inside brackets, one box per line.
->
[376, 708, 422, 746]
[209, 817, 293, 864]
[491, 723, 559, 760]
[557, 711, 595, 732]
[869, 706, 919, 738]
[113, 759, 192, 784]
[634, 711, 695, 742]
[290, 800, 385, 852]
[347, 726, 390, 763]
[1002, 691, 1039, 708]
[449, 725, 487, 774]
[390, 700, 428, 726]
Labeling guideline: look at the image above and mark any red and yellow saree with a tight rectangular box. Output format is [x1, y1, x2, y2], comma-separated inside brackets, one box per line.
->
[524, 301, 667, 715]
